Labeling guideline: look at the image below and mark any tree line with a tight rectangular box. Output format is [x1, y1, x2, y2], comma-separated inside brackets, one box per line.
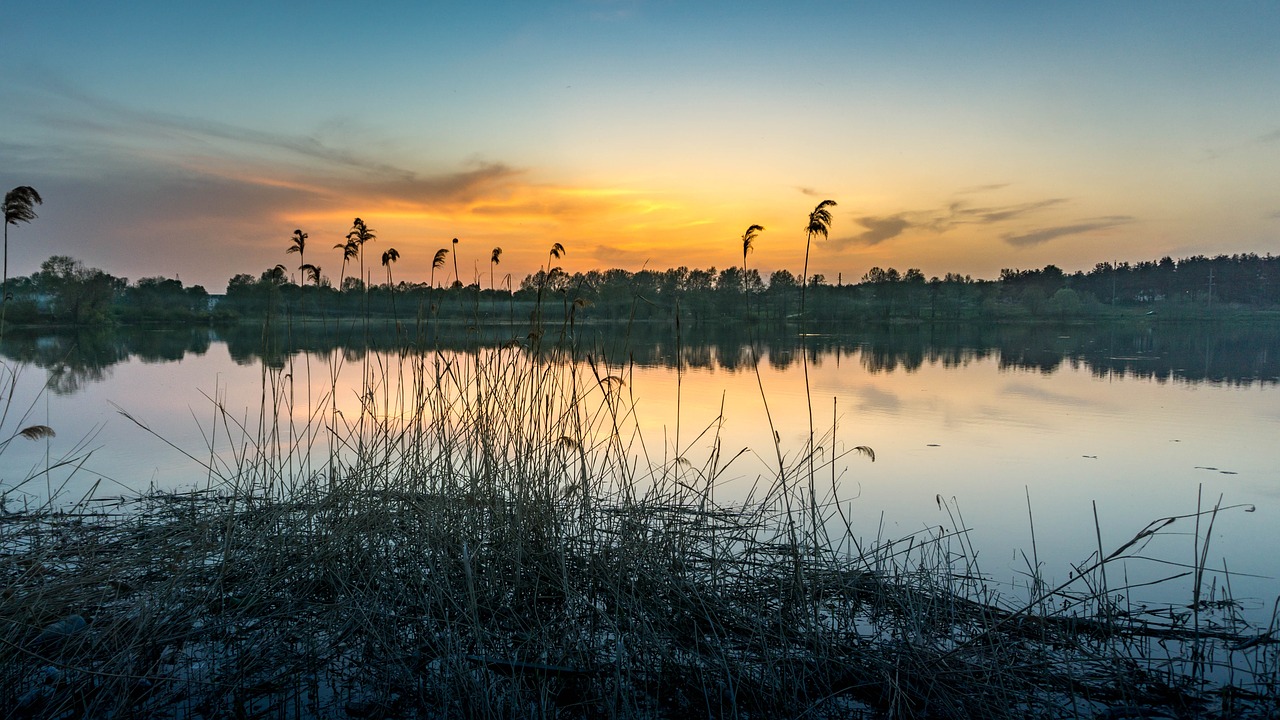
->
[4, 250, 1278, 328]
[218, 249, 1280, 325]
[4, 186, 1278, 327]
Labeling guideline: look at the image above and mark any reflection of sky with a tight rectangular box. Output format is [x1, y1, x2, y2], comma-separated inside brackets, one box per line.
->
[3, 3, 1279, 289]
[4, 339, 1278, 616]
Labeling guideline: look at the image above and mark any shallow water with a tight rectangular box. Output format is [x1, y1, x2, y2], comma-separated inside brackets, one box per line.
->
[2, 320, 1277, 619]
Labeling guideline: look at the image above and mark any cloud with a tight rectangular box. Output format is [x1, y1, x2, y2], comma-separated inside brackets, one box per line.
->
[1002, 216, 1135, 247]
[955, 183, 1010, 194]
[823, 195, 1069, 250]
[796, 186, 823, 197]
[957, 198, 1067, 225]
[23, 77, 531, 212]
[593, 244, 651, 266]
[368, 163, 525, 206]
[1258, 129, 1280, 144]
[827, 214, 914, 248]
[7, 80, 687, 287]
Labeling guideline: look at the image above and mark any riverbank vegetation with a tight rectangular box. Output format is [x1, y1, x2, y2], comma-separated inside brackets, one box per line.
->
[2, 250, 1279, 328]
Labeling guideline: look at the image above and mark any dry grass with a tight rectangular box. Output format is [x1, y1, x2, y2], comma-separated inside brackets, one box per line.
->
[1, 333, 1277, 718]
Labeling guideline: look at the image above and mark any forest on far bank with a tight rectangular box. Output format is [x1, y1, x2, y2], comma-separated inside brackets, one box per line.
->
[2, 251, 1278, 327]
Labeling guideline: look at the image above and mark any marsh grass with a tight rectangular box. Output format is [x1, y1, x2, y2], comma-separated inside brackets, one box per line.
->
[1, 319, 1278, 719]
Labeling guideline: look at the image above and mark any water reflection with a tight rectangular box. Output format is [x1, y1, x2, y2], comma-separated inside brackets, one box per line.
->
[2, 321, 1276, 390]
[1, 319, 1276, 623]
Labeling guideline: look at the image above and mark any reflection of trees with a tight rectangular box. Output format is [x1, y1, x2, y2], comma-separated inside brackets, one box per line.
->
[0, 329, 128, 394]
[1, 320, 1276, 390]
[130, 326, 212, 363]
[46, 361, 110, 395]
[0, 327, 213, 395]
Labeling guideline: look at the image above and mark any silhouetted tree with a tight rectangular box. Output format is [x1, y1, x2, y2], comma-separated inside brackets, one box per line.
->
[34, 255, 123, 324]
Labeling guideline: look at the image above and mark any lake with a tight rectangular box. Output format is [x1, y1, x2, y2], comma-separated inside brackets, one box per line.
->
[2, 320, 1278, 619]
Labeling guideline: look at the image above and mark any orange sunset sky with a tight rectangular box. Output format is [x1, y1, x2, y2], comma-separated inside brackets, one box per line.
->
[3, 1, 1279, 290]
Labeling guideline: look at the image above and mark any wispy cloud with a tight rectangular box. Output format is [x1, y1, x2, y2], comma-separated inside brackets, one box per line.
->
[823, 193, 1070, 250]
[1002, 216, 1135, 247]
[956, 198, 1067, 225]
[593, 244, 651, 266]
[25, 77, 530, 211]
[955, 183, 1010, 194]
[796, 186, 824, 197]
[1258, 129, 1280, 144]
[832, 214, 913, 247]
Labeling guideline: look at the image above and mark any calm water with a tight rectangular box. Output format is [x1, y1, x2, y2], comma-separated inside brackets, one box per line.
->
[2, 321, 1278, 614]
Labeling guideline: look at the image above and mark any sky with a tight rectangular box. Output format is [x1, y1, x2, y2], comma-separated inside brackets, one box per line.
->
[3, 1, 1279, 291]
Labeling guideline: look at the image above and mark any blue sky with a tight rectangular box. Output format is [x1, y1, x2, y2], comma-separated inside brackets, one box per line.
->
[4, 1, 1278, 289]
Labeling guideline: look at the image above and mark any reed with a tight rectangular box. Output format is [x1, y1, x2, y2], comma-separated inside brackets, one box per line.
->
[0, 318, 1276, 718]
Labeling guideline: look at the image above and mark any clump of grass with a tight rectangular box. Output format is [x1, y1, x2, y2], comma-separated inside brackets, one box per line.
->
[1, 328, 1277, 718]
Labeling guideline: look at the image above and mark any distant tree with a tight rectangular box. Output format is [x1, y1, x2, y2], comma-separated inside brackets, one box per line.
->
[862, 267, 901, 284]
[34, 255, 123, 324]
[125, 276, 208, 320]
[264, 264, 289, 285]
[769, 269, 798, 290]
[1048, 287, 1082, 317]
[3, 186, 43, 302]
[226, 273, 255, 295]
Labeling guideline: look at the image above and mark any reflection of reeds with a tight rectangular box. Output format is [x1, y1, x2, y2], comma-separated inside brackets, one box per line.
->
[1, 327, 1276, 718]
